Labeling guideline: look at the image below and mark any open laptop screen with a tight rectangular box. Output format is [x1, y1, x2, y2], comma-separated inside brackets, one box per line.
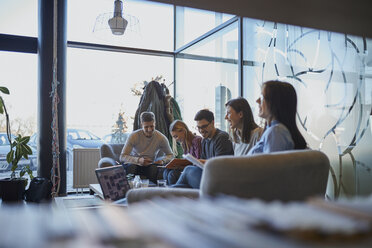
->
[95, 165, 130, 201]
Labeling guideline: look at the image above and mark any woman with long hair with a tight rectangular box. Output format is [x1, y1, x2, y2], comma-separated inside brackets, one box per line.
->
[249, 80, 307, 154]
[225, 97, 262, 155]
[163, 120, 202, 185]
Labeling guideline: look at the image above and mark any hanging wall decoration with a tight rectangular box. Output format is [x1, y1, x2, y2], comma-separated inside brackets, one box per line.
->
[50, 0, 60, 197]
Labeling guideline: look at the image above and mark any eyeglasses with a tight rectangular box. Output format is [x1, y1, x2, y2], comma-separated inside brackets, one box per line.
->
[196, 122, 211, 130]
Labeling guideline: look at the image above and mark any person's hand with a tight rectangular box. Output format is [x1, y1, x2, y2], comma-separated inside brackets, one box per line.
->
[153, 160, 164, 165]
[139, 157, 153, 166]
[199, 159, 207, 164]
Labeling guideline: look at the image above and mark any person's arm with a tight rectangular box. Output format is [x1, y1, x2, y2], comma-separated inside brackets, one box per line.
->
[214, 133, 234, 156]
[154, 137, 174, 164]
[262, 125, 294, 153]
[191, 137, 203, 159]
[119, 134, 142, 164]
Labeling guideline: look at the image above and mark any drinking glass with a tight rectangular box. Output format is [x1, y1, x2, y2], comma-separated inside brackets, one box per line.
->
[141, 179, 149, 188]
[157, 179, 167, 187]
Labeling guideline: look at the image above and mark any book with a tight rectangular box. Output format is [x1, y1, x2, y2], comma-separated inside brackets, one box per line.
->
[165, 158, 192, 169]
[183, 154, 204, 169]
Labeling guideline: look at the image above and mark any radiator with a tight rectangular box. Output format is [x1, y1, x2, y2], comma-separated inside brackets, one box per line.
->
[73, 148, 100, 189]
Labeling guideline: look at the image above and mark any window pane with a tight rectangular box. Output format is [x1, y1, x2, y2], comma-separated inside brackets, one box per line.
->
[176, 6, 235, 49]
[0, 0, 38, 37]
[243, 17, 372, 197]
[0, 51, 37, 178]
[67, 48, 173, 137]
[180, 21, 238, 59]
[176, 21, 239, 132]
[68, 0, 173, 51]
[176, 59, 238, 132]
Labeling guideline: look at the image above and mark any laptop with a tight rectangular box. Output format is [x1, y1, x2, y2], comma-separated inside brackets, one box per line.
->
[95, 165, 130, 204]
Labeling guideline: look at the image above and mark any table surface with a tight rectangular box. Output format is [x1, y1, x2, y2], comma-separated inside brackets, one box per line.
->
[1, 195, 371, 248]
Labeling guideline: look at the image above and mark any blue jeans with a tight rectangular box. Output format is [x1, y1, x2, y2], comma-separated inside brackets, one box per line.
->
[163, 168, 182, 185]
[172, 165, 202, 189]
[122, 163, 159, 184]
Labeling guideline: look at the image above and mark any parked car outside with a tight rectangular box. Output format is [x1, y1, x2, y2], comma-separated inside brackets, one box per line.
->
[102, 132, 129, 144]
[28, 129, 105, 170]
[0, 133, 37, 172]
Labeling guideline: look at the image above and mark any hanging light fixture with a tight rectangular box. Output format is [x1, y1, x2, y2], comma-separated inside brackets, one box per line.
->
[108, 0, 128, 35]
[93, 0, 140, 40]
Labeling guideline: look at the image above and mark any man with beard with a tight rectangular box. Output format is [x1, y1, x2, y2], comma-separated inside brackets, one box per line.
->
[173, 109, 233, 189]
[120, 111, 174, 183]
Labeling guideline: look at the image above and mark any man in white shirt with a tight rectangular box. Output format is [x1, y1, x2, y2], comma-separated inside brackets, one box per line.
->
[120, 112, 174, 183]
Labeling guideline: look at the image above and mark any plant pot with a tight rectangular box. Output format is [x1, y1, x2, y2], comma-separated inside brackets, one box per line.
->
[0, 178, 27, 202]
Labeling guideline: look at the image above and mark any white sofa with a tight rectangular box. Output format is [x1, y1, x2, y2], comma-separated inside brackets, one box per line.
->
[126, 150, 330, 204]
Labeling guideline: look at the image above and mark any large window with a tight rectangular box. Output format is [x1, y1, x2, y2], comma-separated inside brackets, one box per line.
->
[67, 48, 173, 136]
[242, 17, 372, 198]
[176, 20, 239, 131]
[0, 51, 38, 178]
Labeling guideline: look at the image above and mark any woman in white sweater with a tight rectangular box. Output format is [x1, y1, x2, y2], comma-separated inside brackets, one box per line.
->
[225, 97, 263, 156]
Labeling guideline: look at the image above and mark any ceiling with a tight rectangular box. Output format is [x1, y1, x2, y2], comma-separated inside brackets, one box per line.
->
[150, 0, 372, 38]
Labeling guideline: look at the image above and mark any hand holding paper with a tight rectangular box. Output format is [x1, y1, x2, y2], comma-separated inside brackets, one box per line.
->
[183, 154, 204, 169]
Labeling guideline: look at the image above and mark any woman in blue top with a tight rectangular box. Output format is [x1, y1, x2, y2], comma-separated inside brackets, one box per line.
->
[249, 80, 307, 154]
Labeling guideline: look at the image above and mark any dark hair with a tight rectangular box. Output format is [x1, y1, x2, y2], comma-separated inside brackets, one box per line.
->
[140, 111, 155, 123]
[225, 97, 258, 143]
[194, 109, 214, 122]
[169, 120, 194, 153]
[263, 80, 306, 149]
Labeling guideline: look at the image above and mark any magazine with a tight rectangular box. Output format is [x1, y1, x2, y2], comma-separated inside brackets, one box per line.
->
[183, 154, 204, 169]
[165, 158, 192, 169]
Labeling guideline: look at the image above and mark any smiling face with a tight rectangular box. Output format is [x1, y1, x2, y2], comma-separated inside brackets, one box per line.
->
[171, 128, 186, 143]
[225, 105, 243, 130]
[142, 120, 155, 137]
[257, 86, 271, 120]
[196, 119, 214, 138]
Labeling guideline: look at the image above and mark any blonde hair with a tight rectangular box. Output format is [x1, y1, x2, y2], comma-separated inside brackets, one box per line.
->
[169, 120, 194, 153]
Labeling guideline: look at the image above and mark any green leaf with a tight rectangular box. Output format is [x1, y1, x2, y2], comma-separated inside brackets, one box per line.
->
[20, 169, 25, 177]
[0, 87, 10, 94]
[22, 144, 32, 155]
[21, 136, 30, 143]
[11, 162, 18, 172]
[25, 165, 34, 179]
[15, 147, 21, 160]
[6, 150, 14, 163]
[0, 99, 3, 114]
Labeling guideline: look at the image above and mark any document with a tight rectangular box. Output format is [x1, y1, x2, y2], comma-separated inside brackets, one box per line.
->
[165, 158, 191, 169]
[183, 154, 204, 169]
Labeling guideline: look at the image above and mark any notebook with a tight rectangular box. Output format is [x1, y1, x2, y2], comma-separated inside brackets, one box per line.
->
[95, 165, 130, 202]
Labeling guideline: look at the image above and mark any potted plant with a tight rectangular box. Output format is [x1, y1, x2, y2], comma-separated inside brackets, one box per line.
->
[0, 86, 34, 202]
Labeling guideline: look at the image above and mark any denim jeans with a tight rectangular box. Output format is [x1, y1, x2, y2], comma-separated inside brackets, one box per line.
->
[172, 165, 202, 189]
[122, 163, 159, 184]
[163, 168, 182, 185]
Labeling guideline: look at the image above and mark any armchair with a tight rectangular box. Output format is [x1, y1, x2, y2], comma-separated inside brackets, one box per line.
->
[126, 150, 330, 204]
[98, 143, 166, 181]
[98, 143, 125, 168]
